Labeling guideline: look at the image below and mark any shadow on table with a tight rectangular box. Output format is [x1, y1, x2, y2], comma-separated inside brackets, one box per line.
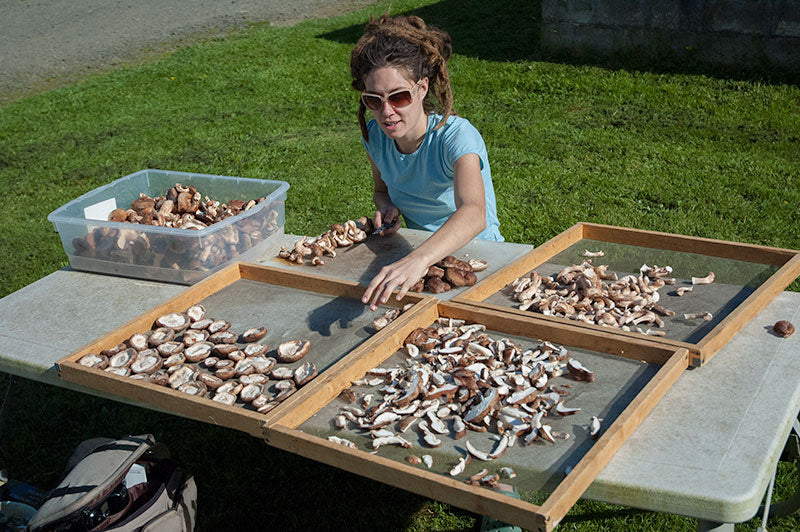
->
[306, 295, 370, 337]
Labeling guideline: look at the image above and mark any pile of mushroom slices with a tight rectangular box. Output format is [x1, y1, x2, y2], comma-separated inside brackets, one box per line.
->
[327, 317, 601, 487]
[509, 251, 717, 337]
[77, 305, 315, 414]
[278, 217, 373, 266]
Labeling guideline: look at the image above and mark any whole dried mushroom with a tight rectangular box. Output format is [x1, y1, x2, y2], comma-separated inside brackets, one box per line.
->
[70, 183, 280, 278]
[84, 304, 321, 412]
[774, 320, 795, 338]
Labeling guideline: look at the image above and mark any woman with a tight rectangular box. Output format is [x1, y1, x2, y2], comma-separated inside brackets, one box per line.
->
[351, 14, 503, 310]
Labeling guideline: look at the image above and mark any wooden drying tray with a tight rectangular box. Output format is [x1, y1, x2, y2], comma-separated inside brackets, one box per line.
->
[452, 222, 800, 366]
[263, 300, 689, 532]
[57, 262, 436, 438]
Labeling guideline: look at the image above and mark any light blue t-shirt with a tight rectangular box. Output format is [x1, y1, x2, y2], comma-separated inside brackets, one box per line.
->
[362, 113, 503, 242]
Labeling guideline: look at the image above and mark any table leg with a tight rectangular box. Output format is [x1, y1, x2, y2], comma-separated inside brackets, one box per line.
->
[696, 520, 734, 532]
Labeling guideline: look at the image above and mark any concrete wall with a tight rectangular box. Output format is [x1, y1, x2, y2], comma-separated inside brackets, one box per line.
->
[541, 0, 800, 73]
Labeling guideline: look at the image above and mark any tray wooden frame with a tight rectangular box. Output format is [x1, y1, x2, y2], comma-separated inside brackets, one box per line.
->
[57, 261, 689, 530]
[57, 262, 436, 438]
[264, 300, 689, 532]
[452, 222, 800, 366]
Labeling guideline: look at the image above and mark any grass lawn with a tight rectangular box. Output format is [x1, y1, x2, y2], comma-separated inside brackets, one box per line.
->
[1, 0, 799, 530]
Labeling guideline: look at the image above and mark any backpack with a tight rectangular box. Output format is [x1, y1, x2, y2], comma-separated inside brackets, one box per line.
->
[27, 434, 196, 532]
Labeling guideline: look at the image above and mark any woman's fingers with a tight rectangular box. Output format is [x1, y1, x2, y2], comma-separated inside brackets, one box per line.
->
[382, 216, 402, 236]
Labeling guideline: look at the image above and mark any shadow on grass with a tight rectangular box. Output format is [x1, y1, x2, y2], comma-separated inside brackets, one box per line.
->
[0, 373, 472, 531]
[318, 0, 799, 85]
[317, 0, 543, 63]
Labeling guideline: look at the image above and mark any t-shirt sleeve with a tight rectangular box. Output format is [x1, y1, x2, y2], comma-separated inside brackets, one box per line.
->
[443, 119, 487, 173]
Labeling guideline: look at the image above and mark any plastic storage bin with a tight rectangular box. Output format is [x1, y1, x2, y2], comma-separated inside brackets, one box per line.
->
[48, 169, 289, 284]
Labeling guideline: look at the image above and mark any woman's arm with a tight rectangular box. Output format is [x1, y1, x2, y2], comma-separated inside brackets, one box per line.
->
[361, 152, 487, 310]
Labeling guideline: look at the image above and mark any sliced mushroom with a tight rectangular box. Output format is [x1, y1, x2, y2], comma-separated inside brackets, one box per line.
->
[590, 416, 602, 440]
[276, 340, 311, 362]
[567, 359, 595, 382]
[692, 272, 715, 285]
[684, 311, 713, 321]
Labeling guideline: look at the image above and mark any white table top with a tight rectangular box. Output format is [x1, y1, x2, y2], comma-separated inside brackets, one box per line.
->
[1, 229, 798, 523]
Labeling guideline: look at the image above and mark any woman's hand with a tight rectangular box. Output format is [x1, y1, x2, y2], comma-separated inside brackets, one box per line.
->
[373, 205, 402, 236]
[361, 254, 428, 311]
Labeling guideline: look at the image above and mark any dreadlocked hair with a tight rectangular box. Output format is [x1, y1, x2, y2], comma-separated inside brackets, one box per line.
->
[350, 14, 454, 143]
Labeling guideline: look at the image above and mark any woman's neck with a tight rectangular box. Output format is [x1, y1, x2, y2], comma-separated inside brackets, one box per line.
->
[395, 114, 429, 154]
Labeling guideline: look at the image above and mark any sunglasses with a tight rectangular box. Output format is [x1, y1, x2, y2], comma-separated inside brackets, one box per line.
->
[361, 80, 423, 111]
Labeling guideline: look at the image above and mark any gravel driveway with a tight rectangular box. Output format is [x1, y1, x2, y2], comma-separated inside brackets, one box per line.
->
[1, 0, 376, 103]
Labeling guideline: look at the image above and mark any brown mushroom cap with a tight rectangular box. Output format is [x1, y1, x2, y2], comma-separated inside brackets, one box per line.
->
[426, 266, 445, 278]
[774, 320, 795, 338]
[108, 208, 129, 223]
[426, 277, 451, 294]
[444, 267, 468, 287]
[276, 340, 311, 362]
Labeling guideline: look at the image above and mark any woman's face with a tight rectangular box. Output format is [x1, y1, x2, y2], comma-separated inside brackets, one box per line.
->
[363, 67, 429, 153]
